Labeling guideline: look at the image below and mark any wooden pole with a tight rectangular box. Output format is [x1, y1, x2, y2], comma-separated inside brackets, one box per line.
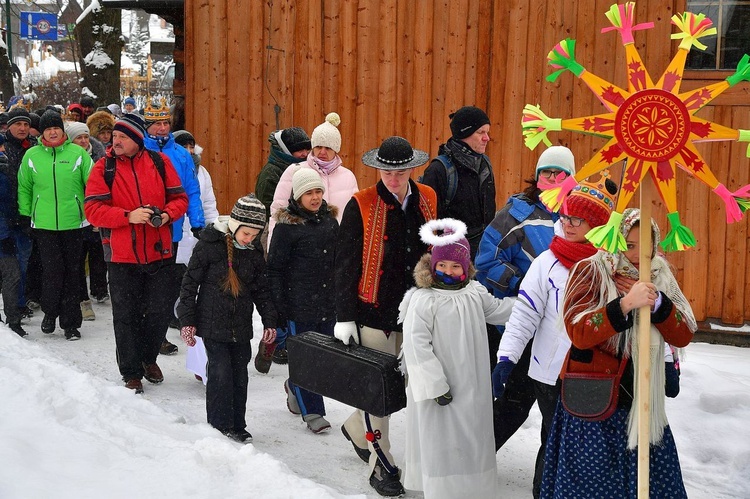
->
[637, 175, 655, 498]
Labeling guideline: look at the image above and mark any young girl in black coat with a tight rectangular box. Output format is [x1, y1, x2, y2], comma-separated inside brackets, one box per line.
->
[178, 194, 277, 443]
[267, 168, 339, 434]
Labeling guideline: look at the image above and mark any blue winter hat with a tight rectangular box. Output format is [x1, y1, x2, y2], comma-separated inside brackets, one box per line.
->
[123, 97, 136, 107]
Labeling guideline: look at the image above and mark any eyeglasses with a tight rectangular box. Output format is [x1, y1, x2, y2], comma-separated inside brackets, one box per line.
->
[559, 214, 586, 227]
[538, 169, 566, 180]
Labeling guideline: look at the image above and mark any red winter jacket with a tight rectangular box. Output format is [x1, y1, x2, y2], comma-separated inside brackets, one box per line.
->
[84, 149, 188, 264]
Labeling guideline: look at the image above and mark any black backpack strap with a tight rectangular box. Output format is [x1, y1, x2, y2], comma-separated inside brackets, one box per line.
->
[434, 154, 458, 206]
[145, 150, 167, 185]
[104, 156, 117, 190]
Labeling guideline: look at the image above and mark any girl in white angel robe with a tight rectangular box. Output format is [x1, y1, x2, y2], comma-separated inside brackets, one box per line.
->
[399, 219, 515, 499]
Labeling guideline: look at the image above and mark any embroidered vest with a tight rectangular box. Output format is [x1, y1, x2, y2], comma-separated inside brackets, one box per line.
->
[354, 183, 437, 304]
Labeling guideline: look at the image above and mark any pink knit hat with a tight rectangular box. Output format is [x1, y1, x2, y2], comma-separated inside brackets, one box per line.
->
[420, 219, 471, 276]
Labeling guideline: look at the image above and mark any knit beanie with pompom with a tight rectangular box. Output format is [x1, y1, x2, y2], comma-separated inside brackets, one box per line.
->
[310, 112, 342, 153]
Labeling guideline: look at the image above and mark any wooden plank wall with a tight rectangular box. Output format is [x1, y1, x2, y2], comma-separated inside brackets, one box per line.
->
[184, 0, 750, 325]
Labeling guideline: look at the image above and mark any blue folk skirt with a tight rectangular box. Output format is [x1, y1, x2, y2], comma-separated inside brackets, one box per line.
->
[540, 401, 687, 498]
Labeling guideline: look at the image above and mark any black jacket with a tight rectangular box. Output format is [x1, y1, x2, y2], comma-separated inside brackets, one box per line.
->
[267, 199, 339, 324]
[420, 137, 495, 259]
[335, 180, 433, 331]
[177, 221, 278, 343]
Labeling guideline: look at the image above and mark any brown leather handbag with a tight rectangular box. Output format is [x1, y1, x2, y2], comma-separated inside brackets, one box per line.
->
[561, 355, 628, 422]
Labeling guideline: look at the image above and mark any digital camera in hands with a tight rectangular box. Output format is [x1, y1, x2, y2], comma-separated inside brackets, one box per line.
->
[144, 206, 164, 227]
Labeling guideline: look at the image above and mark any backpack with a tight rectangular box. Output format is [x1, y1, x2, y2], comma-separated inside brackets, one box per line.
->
[104, 150, 167, 190]
[419, 155, 458, 206]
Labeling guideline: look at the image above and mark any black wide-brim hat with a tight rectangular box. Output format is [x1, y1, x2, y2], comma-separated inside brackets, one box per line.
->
[361, 136, 429, 170]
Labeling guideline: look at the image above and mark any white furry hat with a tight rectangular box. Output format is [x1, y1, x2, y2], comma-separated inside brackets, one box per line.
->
[311, 112, 342, 153]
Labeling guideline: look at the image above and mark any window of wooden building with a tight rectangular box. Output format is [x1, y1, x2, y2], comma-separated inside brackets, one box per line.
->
[685, 1, 750, 70]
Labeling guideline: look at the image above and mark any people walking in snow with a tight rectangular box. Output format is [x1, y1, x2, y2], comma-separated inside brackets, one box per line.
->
[491, 173, 616, 498]
[268, 112, 358, 365]
[177, 194, 278, 444]
[0, 135, 26, 336]
[419, 105, 495, 260]
[143, 99, 205, 356]
[172, 130, 220, 383]
[64, 121, 108, 322]
[84, 113, 188, 393]
[253, 125, 312, 371]
[475, 146, 576, 455]
[334, 136, 436, 497]
[17, 110, 93, 340]
[267, 167, 339, 433]
[4, 106, 38, 320]
[399, 218, 515, 499]
[541, 208, 696, 497]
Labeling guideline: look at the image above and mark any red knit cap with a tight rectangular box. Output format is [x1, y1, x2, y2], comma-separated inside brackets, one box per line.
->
[562, 173, 616, 228]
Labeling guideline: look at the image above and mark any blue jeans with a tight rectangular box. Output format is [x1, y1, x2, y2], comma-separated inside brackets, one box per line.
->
[287, 319, 335, 417]
[14, 231, 32, 307]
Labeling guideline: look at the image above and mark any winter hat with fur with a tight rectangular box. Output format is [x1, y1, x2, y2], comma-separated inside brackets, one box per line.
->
[310, 112, 342, 153]
[86, 111, 115, 138]
[562, 172, 617, 228]
[39, 110, 65, 134]
[450, 106, 490, 140]
[535, 145, 576, 180]
[292, 167, 325, 201]
[228, 194, 266, 234]
[65, 122, 89, 143]
[420, 218, 471, 278]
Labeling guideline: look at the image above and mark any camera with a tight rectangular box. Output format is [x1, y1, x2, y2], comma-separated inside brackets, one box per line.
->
[145, 206, 163, 227]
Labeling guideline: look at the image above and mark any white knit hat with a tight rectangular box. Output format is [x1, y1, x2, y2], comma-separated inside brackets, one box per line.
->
[310, 112, 342, 153]
[292, 167, 325, 201]
[535, 145, 576, 180]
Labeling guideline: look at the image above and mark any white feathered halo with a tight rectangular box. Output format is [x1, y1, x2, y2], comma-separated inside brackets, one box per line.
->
[419, 218, 468, 247]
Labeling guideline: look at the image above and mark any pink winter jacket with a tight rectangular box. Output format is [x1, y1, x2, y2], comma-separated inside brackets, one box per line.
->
[266, 160, 358, 248]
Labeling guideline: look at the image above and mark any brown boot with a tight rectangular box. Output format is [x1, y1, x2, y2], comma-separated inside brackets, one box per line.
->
[254, 341, 275, 374]
[143, 363, 164, 384]
[125, 379, 144, 394]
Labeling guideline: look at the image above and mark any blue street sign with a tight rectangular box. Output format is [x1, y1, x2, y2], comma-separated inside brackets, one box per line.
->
[20, 12, 59, 41]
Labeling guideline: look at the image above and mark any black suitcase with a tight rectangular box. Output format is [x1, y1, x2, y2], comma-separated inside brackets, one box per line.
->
[287, 331, 406, 417]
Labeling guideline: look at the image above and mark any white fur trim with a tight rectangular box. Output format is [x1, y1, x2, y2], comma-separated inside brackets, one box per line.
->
[419, 218, 468, 247]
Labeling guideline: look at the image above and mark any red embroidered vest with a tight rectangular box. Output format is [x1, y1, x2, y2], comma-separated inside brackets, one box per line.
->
[353, 183, 437, 304]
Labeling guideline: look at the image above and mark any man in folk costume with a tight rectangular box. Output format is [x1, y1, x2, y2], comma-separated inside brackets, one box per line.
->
[334, 136, 436, 497]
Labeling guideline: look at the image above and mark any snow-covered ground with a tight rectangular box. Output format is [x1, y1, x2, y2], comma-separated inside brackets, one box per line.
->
[1, 302, 749, 498]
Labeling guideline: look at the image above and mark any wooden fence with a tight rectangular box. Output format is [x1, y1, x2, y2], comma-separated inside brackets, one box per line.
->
[184, 0, 750, 325]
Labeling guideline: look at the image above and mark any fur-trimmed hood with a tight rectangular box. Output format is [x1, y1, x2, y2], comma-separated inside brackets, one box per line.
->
[273, 200, 338, 225]
[413, 253, 476, 289]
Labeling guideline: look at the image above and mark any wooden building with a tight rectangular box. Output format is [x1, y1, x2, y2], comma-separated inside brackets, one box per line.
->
[180, 1, 750, 326]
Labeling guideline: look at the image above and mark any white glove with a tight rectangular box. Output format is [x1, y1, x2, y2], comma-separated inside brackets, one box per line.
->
[334, 321, 359, 345]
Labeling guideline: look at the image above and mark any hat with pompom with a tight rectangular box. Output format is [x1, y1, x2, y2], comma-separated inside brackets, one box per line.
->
[311, 112, 342, 153]
[420, 218, 471, 281]
[562, 172, 617, 228]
